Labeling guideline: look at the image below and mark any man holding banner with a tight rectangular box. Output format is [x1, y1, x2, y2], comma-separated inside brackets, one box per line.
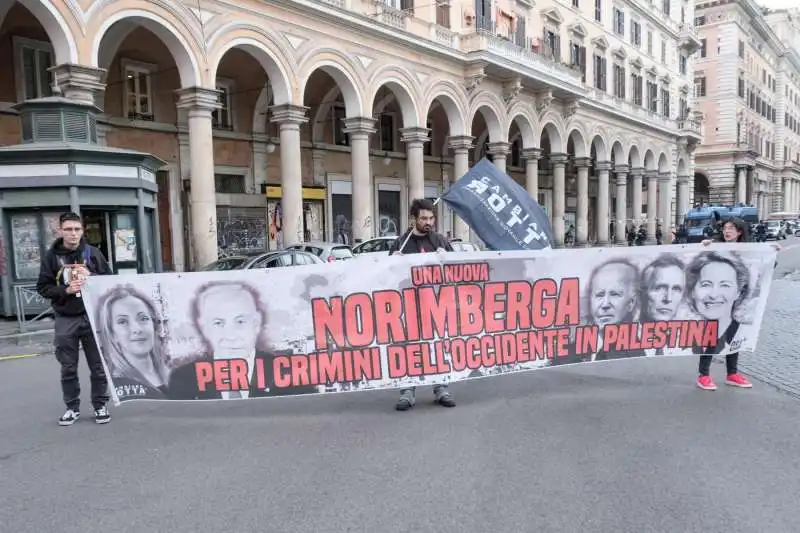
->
[389, 198, 456, 411]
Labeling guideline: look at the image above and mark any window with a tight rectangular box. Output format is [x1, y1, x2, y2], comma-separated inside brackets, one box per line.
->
[514, 16, 527, 47]
[630, 21, 641, 47]
[594, 54, 608, 91]
[613, 8, 625, 35]
[613, 64, 626, 98]
[647, 81, 658, 112]
[662, 0, 670, 15]
[122, 60, 154, 120]
[261, 254, 292, 268]
[699, 39, 707, 58]
[13, 37, 53, 101]
[679, 54, 687, 75]
[647, 31, 653, 55]
[572, 0, 579, 7]
[594, 0, 602, 21]
[631, 72, 643, 105]
[738, 40, 745, 58]
[214, 174, 246, 194]
[738, 75, 745, 98]
[379, 114, 395, 152]
[695, 15, 706, 26]
[679, 96, 688, 119]
[332, 105, 349, 146]
[436, 0, 450, 28]
[694, 77, 706, 97]
[660, 87, 670, 117]
[570, 42, 587, 82]
[212, 79, 233, 130]
[544, 29, 561, 61]
[661, 41, 667, 64]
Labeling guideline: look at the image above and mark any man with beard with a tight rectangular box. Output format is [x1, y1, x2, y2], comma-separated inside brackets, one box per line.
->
[639, 254, 689, 356]
[388, 198, 455, 411]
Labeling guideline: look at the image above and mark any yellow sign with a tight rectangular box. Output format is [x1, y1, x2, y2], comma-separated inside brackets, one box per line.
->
[264, 186, 326, 201]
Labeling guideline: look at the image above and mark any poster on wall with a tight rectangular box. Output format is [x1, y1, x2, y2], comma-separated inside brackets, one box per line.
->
[114, 229, 137, 262]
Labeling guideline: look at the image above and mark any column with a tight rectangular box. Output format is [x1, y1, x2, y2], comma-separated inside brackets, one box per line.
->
[344, 117, 376, 243]
[676, 175, 690, 225]
[595, 162, 611, 246]
[736, 166, 747, 204]
[448, 135, 474, 241]
[400, 127, 430, 202]
[793, 179, 798, 211]
[551, 153, 568, 247]
[630, 167, 644, 227]
[646, 173, 658, 243]
[312, 149, 326, 186]
[783, 179, 791, 211]
[574, 157, 591, 247]
[271, 104, 307, 247]
[658, 173, 673, 243]
[252, 141, 269, 192]
[176, 87, 220, 269]
[487, 142, 511, 174]
[50, 64, 106, 106]
[522, 148, 541, 200]
[615, 165, 629, 245]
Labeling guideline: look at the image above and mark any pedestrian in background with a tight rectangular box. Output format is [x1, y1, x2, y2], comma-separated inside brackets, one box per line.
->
[36, 212, 113, 425]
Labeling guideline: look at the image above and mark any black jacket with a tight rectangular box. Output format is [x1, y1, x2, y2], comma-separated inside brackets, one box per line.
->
[388, 230, 453, 255]
[36, 238, 112, 316]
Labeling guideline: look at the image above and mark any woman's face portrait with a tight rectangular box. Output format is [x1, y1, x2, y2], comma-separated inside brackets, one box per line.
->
[692, 262, 739, 320]
[722, 222, 741, 242]
[110, 296, 156, 358]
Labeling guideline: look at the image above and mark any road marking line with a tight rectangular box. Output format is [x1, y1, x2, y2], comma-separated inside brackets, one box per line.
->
[0, 353, 42, 362]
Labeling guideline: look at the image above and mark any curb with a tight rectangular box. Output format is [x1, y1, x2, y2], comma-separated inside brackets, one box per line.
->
[0, 353, 43, 362]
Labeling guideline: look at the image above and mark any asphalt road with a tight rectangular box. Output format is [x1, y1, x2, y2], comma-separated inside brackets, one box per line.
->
[1, 242, 799, 533]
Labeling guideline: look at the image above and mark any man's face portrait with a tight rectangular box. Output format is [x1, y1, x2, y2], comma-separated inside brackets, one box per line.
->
[60, 219, 83, 249]
[196, 286, 262, 358]
[590, 263, 637, 326]
[646, 265, 685, 321]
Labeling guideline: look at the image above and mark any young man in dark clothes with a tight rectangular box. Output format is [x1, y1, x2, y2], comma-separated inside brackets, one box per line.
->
[36, 212, 113, 426]
[388, 198, 456, 411]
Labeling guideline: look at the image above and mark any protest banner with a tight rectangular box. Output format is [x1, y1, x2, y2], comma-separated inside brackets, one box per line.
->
[440, 157, 554, 250]
[81, 244, 776, 405]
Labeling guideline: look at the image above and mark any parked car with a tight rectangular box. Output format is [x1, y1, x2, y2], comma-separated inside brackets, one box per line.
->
[287, 241, 355, 262]
[198, 250, 323, 271]
[352, 236, 398, 256]
[765, 220, 787, 240]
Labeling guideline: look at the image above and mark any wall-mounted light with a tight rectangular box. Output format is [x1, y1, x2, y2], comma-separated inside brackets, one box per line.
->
[266, 142, 276, 154]
[383, 155, 391, 166]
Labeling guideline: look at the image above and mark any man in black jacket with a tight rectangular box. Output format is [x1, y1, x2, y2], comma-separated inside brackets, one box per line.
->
[388, 198, 456, 411]
[37, 212, 113, 426]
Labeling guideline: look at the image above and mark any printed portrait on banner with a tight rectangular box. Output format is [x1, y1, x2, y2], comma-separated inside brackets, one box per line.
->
[81, 244, 777, 405]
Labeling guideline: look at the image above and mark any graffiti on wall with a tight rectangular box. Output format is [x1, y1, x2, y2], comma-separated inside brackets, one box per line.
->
[216, 208, 267, 258]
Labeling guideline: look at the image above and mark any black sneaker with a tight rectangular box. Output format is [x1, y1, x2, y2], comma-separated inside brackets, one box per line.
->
[58, 409, 80, 426]
[395, 390, 416, 411]
[435, 392, 456, 408]
[94, 406, 111, 424]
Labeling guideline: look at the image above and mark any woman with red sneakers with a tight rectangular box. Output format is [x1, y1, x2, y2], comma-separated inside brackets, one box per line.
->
[694, 217, 779, 390]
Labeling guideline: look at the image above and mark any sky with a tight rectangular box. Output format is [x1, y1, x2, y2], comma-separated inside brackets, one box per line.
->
[758, 0, 800, 9]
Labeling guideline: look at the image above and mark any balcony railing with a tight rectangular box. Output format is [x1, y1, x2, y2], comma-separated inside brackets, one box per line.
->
[584, 87, 677, 130]
[461, 17, 582, 86]
[678, 23, 702, 53]
[374, 0, 408, 30]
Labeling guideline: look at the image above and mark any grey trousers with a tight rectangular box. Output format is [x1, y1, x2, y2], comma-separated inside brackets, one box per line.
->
[54, 314, 109, 410]
[399, 385, 448, 397]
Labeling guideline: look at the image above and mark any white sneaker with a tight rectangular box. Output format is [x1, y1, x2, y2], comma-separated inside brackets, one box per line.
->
[58, 409, 80, 426]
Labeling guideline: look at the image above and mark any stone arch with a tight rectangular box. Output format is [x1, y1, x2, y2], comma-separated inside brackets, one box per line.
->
[366, 66, 422, 129]
[298, 48, 365, 117]
[536, 110, 565, 149]
[657, 152, 669, 173]
[540, 123, 563, 153]
[590, 135, 608, 160]
[11, 0, 79, 64]
[87, 1, 204, 87]
[610, 140, 625, 163]
[566, 122, 589, 158]
[643, 149, 657, 171]
[468, 92, 506, 142]
[627, 145, 642, 168]
[206, 24, 297, 106]
[422, 81, 468, 136]
[507, 102, 537, 148]
[677, 156, 687, 176]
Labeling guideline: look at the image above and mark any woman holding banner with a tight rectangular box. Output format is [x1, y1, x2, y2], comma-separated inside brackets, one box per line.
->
[694, 217, 778, 390]
[95, 285, 170, 400]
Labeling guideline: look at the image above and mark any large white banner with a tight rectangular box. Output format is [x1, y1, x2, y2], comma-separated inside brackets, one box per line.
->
[81, 244, 777, 405]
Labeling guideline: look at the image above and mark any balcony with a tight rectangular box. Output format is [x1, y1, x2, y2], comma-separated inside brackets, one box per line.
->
[678, 111, 704, 146]
[460, 18, 583, 90]
[678, 23, 702, 53]
[584, 87, 678, 131]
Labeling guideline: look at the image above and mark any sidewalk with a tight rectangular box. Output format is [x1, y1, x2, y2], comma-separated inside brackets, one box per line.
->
[0, 317, 54, 358]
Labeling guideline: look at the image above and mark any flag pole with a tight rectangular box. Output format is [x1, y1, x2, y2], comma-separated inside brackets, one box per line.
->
[397, 197, 442, 253]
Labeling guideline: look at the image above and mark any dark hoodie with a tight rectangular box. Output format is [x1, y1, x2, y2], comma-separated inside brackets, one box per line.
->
[388, 229, 453, 255]
[36, 238, 111, 316]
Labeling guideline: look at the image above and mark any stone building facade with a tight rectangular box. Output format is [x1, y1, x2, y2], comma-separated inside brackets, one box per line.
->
[0, 0, 701, 271]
